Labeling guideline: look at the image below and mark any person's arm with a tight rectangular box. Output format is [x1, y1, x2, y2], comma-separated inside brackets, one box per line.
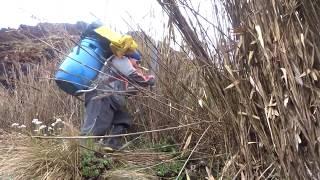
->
[127, 71, 154, 87]
[111, 56, 155, 87]
[126, 58, 154, 87]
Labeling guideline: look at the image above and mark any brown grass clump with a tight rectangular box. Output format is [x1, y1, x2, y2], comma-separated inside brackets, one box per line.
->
[0, 132, 81, 179]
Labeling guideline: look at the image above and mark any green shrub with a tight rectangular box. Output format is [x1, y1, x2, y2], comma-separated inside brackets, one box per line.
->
[154, 161, 184, 177]
[80, 150, 112, 178]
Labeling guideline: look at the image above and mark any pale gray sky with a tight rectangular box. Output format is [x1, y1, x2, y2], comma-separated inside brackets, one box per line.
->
[0, 0, 227, 49]
[0, 0, 167, 38]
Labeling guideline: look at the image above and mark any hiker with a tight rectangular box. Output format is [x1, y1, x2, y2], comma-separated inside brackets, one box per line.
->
[79, 24, 155, 151]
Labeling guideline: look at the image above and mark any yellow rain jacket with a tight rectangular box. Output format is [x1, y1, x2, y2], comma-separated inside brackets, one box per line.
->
[94, 26, 138, 57]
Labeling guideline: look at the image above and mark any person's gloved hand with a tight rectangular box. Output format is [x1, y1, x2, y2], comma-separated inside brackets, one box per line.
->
[146, 75, 155, 86]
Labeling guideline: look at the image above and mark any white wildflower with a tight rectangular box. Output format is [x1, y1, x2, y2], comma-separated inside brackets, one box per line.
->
[32, 119, 39, 124]
[18, 125, 26, 129]
[259, 142, 263, 148]
[55, 118, 63, 123]
[34, 121, 42, 125]
[39, 125, 47, 130]
[134, 108, 140, 114]
[51, 122, 56, 127]
[198, 99, 204, 108]
[11, 123, 19, 127]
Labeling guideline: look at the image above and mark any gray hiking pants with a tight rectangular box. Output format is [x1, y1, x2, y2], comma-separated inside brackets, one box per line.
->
[80, 90, 131, 136]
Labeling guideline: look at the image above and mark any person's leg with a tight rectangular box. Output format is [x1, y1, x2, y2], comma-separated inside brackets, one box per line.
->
[112, 110, 132, 128]
[80, 95, 115, 136]
[103, 110, 132, 150]
[102, 94, 132, 150]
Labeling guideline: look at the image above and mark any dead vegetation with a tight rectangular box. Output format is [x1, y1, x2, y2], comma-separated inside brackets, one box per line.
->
[155, 0, 320, 179]
[0, 134, 81, 179]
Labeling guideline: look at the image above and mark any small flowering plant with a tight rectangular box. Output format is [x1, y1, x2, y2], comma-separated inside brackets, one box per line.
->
[31, 118, 44, 135]
[11, 123, 20, 127]
[11, 122, 27, 135]
[49, 118, 65, 135]
[10, 117, 65, 136]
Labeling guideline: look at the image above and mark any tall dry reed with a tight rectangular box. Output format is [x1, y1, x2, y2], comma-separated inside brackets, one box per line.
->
[154, 0, 320, 179]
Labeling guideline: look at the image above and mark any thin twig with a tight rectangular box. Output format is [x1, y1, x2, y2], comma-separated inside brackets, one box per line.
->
[32, 121, 212, 139]
[175, 125, 211, 179]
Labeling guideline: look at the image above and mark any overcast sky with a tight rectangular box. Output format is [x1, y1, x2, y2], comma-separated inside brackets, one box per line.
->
[0, 0, 226, 48]
[1, 0, 167, 37]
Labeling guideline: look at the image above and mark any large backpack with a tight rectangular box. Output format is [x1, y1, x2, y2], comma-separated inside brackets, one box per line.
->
[54, 23, 141, 96]
[54, 23, 113, 96]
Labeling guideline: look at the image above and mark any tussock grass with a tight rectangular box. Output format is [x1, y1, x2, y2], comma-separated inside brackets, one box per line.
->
[0, 132, 81, 179]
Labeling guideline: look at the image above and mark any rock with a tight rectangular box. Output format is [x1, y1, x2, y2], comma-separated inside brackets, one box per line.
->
[103, 170, 158, 180]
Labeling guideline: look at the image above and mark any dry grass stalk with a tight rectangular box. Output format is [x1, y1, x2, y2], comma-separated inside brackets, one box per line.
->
[0, 35, 82, 131]
[157, 0, 320, 179]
